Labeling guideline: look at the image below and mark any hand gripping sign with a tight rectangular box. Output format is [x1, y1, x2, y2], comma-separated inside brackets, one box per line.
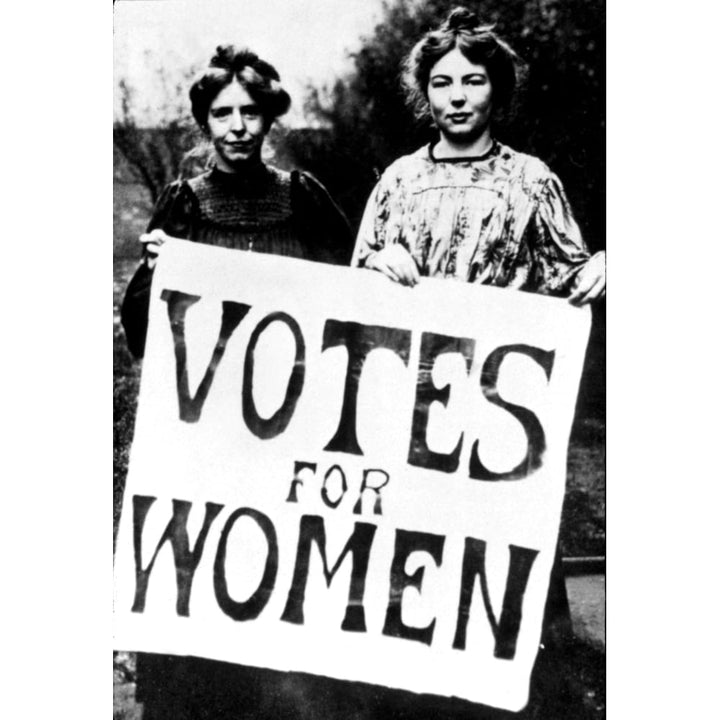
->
[113, 239, 590, 712]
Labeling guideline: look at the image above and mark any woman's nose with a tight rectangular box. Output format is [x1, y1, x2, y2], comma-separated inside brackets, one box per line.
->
[230, 111, 245, 133]
[449, 84, 466, 106]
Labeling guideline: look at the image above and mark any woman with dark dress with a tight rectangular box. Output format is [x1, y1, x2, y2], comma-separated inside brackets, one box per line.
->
[121, 45, 353, 720]
[121, 45, 352, 359]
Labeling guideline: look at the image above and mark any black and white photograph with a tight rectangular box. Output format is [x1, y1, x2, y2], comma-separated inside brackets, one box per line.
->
[112, 1, 606, 717]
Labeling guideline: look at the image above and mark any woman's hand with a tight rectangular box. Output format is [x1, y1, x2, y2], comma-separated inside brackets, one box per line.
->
[568, 251, 606, 306]
[365, 245, 420, 287]
[139, 229, 172, 270]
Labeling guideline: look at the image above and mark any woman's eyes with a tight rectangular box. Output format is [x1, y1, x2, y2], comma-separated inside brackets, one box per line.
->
[210, 107, 261, 119]
[430, 76, 488, 89]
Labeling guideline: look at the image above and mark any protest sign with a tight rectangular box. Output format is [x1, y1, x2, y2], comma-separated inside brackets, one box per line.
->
[113, 240, 590, 712]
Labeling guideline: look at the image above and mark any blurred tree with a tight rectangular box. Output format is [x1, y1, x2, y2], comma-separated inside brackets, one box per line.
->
[114, 61, 205, 204]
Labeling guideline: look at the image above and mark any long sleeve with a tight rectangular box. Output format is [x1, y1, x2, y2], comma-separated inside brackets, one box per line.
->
[525, 172, 591, 296]
[146, 181, 197, 237]
[351, 183, 383, 268]
[120, 262, 154, 359]
[292, 171, 353, 266]
[120, 182, 196, 358]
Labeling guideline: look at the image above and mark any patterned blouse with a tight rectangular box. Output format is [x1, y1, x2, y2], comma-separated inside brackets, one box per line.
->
[352, 141, 590, 296]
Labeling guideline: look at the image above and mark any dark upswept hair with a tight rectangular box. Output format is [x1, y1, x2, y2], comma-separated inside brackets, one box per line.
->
[402, 7, 522, 121]
[189, 45, 291, 131]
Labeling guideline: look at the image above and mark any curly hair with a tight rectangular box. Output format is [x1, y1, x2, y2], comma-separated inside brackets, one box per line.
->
[402, 7, 522, 122]
[189, 45, 291, 131]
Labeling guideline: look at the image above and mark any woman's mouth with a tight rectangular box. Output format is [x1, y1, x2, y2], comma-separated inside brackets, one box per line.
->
[447, 113, 471, 123]
[226, 141, 254, 151]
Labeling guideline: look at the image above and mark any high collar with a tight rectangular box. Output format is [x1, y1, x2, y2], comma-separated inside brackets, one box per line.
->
[208, 160, 269, 186]
[428, 139, 499, 164]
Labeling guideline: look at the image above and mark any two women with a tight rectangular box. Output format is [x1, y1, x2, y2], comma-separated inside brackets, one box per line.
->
[122, 10, 604, 717]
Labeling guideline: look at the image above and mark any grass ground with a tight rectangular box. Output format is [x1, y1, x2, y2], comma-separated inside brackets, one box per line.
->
[114, 259, 142, 543]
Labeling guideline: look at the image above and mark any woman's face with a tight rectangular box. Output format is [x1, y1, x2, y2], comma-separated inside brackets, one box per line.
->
[427, 48, 493, 146]
[207, 79, 267, 171]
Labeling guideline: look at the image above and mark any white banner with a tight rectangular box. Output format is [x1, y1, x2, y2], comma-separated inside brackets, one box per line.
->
[113, 240, 590, 712]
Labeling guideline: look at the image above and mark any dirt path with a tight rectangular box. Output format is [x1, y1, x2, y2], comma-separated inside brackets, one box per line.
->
[567, 574, 605, 649]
